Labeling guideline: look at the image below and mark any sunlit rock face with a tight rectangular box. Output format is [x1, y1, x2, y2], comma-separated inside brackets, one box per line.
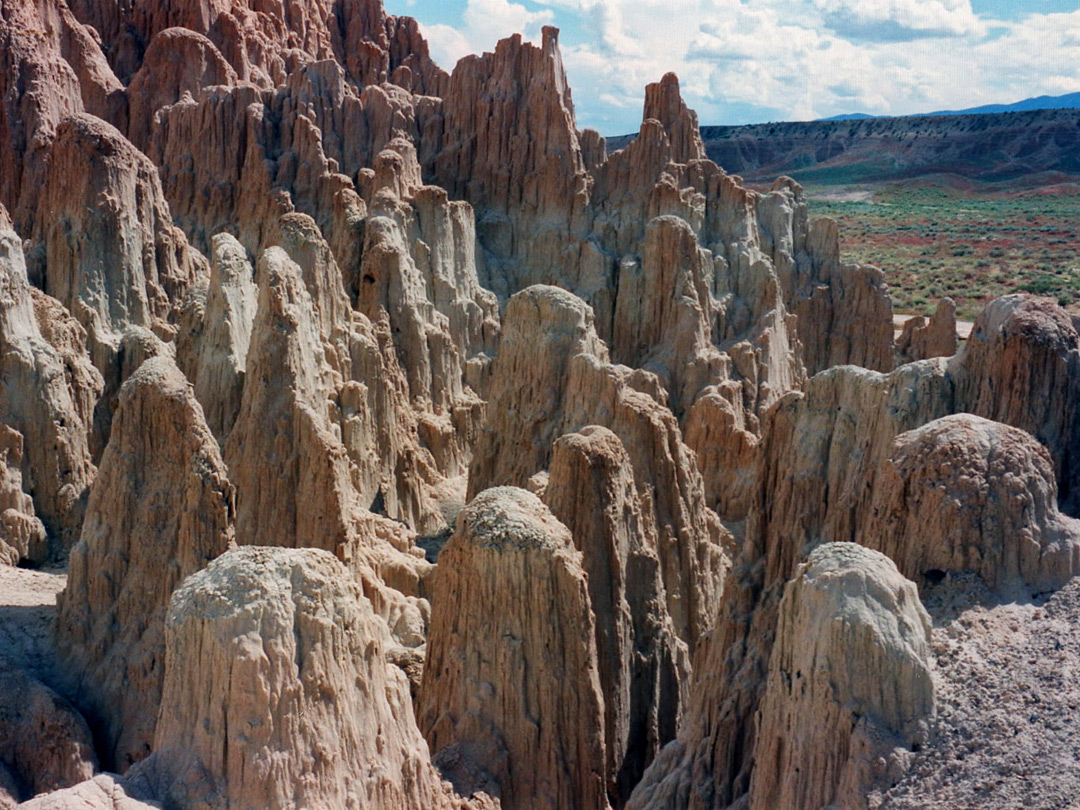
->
[4, 2, 1079, 809]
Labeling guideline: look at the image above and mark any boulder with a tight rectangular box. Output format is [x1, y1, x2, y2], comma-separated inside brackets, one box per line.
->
[864, 414, 1080, 593]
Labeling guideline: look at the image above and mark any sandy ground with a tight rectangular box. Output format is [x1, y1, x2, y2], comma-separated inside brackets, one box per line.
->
[881, 575, 1080, 810]
[893, 313, 974, 342]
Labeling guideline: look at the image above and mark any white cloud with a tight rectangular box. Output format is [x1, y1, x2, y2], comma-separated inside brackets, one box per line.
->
[417, 0, 554, 71]
[422, 23, 475, 70]
[810, 0, 984, 39]
[399, 0, 1080, 133]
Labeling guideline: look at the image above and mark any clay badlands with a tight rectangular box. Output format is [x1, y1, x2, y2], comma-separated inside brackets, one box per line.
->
[0, 1, 1079, 808]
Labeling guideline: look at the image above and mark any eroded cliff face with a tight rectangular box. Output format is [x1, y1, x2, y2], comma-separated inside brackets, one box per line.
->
[3, 1, 1079, 808]
[56, 355, 234, 771]
[417, 487, 608, 810]
[134, 545, 485, 810]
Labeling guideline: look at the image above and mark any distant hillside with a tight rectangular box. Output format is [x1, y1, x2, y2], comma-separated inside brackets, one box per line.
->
[822, 91, 1080, 120]
[924, 91, 1080, 117]
[607, 107, 1080, 186]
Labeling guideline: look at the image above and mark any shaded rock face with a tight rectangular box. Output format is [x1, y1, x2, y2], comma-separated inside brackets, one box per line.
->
[748, 543, 934, 810]
[224, 245, 355, 553]
[544, 426, 689, 807]
[468, 285, 608, 496]
[417, 487, 608, 810]
[0, 0, 124, 234]
[125, 27, 237, 152]
[57, 355, 234, 771]
[175, 232, 258, 442]
[865, 414, 1080, 593]
[0, 226, 99, 553]
[138, 545, 473, 810]
[34, 114, 204, 357]
[0, 657, 97, 801]
[0, 424, 47, 565]
[32, 113, 206, 458]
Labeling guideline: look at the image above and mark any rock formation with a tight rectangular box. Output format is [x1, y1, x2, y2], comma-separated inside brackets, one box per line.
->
[175, 232, 258, 442]
[0, 224, 99, 552]
[57, 355, 234, 771]
[0, 0, 124, 234]
[544, 426, 689, 805]
[224, 244, 355, 552]
[0, 425, 47, 565]
[748, 543, 934, 810]
[417, 487, 608, 810]
[864, 415, 1080, 592]
[33, 114, 205, 361]
[17, 775, 157, 810]
[472, 285, 729, 649]
[896, 297, 958, 363]
[469, 285, 608, 494]
[3, 2, 1080, 808]
[951, 294, 1080, 511]
[138, 545, 477, 810]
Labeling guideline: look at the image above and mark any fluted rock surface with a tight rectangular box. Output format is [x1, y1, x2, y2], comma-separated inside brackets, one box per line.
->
[0, 226, 99, 551]
[864, 415, 1080, 592]
[469, 285, 608, 496]
[0, 425, 46, 565]
[951, 295, 1080, 511]
[472, 286, 728, 649]
[641, 73, 705, 165]
[545, 427, 689, 806]
[747, 543, 934, 810]
[224, 246, 356, 552]
[138, 545, 475, 810]
[418, 487, 608, 810]
[625, 360, 953, 810]
[0, 0, 123, 233]
[34, 114, 205, 361]
[434, 27, 590, 296]
[125, 27, 237, 151]
[57, 355, 234, 771]
[176, 232, 258, 442]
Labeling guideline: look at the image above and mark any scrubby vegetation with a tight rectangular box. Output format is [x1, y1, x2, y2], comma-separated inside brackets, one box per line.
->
[807, 184, 1080, 320]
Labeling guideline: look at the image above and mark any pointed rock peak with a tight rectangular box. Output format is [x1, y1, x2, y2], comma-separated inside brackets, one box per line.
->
[642, 72, 705, 164]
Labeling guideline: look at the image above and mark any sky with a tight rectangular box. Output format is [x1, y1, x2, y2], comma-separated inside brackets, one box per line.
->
[382, 0, 1080, 135]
